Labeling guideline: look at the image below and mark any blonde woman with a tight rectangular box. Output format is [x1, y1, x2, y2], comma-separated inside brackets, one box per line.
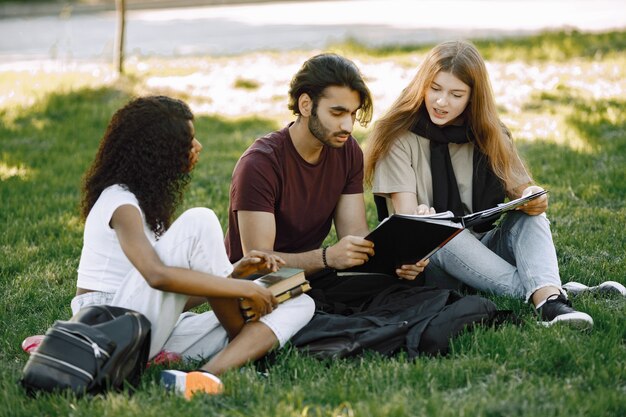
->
[365, 41, 621, 328]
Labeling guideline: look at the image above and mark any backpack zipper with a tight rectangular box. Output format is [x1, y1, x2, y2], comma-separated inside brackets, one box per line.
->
[110, 312, 145, 383]
[127, 312, 144, 354]
[30, 351, 94, 381]
[90, 304, 116, 321]
[54, 327, 111, 359]
[101, 305, 116, 320]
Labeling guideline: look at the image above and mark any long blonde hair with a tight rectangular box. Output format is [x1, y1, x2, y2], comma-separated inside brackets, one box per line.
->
[364, 40, 529, 191]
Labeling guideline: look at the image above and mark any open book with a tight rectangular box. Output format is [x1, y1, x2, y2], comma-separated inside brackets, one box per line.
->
[449, 189, 549, 228]
[347, 190, 548, 276]
[240, 268, 310, 320]
[346, 214, 463, 276]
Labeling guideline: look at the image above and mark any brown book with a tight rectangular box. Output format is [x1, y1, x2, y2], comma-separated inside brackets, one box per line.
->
[274, 282, 311, 303]
[252, 267, 307, 296]
[240, 268, 310, 320]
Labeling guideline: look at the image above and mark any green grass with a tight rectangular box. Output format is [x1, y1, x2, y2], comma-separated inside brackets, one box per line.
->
[1, 31, 626, 416]
[233, 77, 261, 90]
[333, 30, 626, 62]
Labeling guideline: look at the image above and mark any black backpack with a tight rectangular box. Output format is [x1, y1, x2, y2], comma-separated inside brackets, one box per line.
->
[292, 285, 504, 359]
[21, 305, 151, 396]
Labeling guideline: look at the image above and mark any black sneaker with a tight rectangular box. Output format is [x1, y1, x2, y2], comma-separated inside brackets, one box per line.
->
[538, 293, 593, 330]
[562, 281, 626, 297]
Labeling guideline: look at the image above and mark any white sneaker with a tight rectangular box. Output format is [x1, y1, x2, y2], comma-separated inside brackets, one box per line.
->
[161, 370, 223, 399]
[562, 281, 626, 297]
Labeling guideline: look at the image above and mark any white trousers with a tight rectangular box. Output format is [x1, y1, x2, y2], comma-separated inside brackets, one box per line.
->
[72, 208, 315, 360]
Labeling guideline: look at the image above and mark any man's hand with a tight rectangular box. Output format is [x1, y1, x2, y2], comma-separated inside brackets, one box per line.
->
[237, 281, 278, 322]
[396, 259, 429, 280]
[231, 250, 285, 279]
[326, 235, 375, 270]
[517, 185, 548, 216]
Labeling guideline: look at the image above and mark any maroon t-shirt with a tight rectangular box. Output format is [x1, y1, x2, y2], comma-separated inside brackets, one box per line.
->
[225, 125, 364, 262]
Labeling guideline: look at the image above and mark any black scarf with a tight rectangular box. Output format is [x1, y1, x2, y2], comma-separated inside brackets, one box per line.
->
[410, 109, 505, 232]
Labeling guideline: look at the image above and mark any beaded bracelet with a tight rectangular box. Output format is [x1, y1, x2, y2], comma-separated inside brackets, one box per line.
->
[322, 246, 329, 269]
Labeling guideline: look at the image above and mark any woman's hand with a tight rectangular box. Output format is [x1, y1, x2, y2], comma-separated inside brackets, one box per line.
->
[237, 281, 278, 322]
[396, 258, 430, 280]
[414, 204, 436, 215]
[517, 185, 548, 216]
[230, 250, 285, 279]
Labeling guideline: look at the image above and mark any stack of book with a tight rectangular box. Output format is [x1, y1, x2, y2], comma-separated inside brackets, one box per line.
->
[240, 267, 310, 320]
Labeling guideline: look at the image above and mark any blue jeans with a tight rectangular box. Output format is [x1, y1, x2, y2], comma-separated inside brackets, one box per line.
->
[428, 211, 562, 302]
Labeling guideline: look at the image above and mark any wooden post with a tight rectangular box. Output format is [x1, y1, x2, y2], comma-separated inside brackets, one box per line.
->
[114, 0, 126, 75]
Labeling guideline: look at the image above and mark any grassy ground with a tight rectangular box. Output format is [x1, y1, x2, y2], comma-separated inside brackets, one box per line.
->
[1, 31, 625, 416]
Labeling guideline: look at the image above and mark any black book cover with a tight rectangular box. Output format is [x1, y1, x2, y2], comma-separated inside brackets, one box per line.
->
[347, 215, 463, 276]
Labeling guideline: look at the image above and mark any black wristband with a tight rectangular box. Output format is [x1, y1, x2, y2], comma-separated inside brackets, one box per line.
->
[322, 246, 329, 269]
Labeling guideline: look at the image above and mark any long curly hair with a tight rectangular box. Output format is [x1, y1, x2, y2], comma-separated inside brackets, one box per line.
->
[365, 40, 529, 191]
[81, 96, 194, 237]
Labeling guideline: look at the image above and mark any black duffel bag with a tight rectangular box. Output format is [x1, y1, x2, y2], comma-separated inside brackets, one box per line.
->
[293, 284, 504, 359]
[21, 305, 151, 396]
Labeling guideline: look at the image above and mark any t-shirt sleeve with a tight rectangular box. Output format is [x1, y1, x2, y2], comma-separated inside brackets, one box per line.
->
[371, 137, 417, 196]
[342, 139, 364, 195]
[101, 186, 143, 230]
[230, 150, 279, 213]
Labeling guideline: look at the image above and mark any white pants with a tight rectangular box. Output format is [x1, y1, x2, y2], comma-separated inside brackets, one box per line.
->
[72, 208, 315, 360]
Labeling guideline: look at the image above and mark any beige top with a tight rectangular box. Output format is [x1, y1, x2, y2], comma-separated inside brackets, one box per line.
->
[372, 131, 530, 216]
[372, 131, 473, 215]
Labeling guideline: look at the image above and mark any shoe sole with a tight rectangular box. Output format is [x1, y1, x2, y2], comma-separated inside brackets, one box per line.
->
[161, 370, 223, 399]
[185, 371, 223, 399]
[161, 370, 187, 396]
[539, 311, 594, 330]
[21, 335, 44, 354]
[563, 281, 626, 297]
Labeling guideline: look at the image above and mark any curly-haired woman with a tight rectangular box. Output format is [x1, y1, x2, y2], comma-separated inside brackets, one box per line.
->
[365, 41, 623, 330]
[72, 96, 314, 398]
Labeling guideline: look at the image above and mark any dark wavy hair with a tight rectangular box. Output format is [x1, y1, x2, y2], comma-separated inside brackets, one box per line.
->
[81, 96, 195, 237]
[288, 53, 373, 127]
